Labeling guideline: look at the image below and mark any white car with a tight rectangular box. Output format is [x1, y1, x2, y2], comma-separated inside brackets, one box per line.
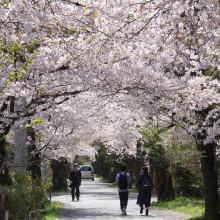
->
[80, 165, 94, 181]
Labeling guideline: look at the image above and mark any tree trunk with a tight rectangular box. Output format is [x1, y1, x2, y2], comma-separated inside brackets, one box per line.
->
[0, 130, 12, 185]
[155, 169, 175, 201]
[197, 139, 220, 219]
[0, 191, 6, 220]
[51, 158, 69, 191]
[0, 99, 14, 185]
[148, 144, 175, 201]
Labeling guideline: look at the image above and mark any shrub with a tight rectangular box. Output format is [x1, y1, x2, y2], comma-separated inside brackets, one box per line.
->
[2, 173, 50, 219]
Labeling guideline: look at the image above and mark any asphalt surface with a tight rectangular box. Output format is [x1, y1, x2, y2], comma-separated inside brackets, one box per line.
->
[52, 178, 185, 220]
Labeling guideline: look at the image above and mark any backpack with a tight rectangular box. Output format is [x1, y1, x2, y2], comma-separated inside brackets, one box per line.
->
[118, 173, 127, 190]
[140, 176, 151, 190]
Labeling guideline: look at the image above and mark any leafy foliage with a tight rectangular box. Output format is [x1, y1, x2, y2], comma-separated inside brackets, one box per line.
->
[93, 141, 118, 182]
[2, 173, 50, 219]
[43, 201, 62, 220]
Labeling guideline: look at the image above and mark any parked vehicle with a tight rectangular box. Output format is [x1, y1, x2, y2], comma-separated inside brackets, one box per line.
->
[79, 165, 94, 181]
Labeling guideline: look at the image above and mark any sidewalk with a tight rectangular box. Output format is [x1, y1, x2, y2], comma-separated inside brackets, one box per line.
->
[53, 179, 185, 220]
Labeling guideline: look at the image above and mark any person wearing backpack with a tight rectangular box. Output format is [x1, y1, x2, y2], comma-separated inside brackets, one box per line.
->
[116, 165, 131, 215]
[136, 166, 154, 215]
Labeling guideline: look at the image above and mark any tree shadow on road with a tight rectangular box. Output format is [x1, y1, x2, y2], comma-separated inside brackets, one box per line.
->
[58, 207, 158, 219]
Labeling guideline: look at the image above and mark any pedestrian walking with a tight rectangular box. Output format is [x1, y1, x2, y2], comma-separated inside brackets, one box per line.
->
[69, 163, 82, 201]
[116, 164, 131, 215]
[136, 166, 154, 215]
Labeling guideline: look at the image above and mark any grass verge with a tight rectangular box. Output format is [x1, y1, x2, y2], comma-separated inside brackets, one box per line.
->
[152, 197, 205, 220]
[43, 201, 63, 220]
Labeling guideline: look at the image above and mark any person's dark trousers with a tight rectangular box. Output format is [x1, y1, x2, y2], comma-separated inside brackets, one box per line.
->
[71, 185, 80, 200]
[119, 191, 129, 209]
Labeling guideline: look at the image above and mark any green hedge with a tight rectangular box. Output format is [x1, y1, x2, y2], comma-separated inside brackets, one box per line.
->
[1, 173, 50, 219]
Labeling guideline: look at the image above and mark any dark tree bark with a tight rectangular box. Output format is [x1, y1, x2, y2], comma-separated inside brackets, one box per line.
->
[0, 191, 6, 219]
[196, 136, 220, 220]
[0, 139, 12, 185]
[154, 169, 175, 201]
[0, 98, 14, 185]
[148, 144, 175, 201]
[51, 158, 69, 191]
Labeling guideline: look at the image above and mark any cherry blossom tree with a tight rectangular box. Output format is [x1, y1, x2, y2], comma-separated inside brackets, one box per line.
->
[0, 0, 219, 218]
[72, 0, 219, 218]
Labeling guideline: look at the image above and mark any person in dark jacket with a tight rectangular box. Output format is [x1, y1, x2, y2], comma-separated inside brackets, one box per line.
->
[69, 163, 82, 201]
[136, 166, 154, 215]
[116, 165, 131, 215]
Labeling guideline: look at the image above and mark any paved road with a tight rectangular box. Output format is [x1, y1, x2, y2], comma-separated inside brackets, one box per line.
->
[53, 178, 185, 220]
